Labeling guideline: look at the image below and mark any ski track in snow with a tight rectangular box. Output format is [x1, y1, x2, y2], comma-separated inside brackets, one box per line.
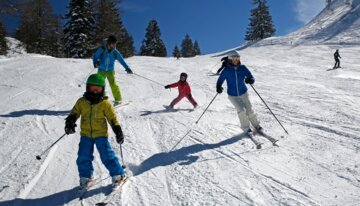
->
[0, 44, 359, 206]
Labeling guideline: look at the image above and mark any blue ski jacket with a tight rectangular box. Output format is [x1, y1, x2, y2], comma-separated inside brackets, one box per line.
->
[216, 63, 255, 96]
[92, 45, 130, 71]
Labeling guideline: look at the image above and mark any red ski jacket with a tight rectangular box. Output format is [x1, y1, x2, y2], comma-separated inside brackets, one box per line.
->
[169, 81, 191, 95]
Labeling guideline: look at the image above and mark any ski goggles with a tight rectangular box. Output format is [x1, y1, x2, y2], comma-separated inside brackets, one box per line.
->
[229, 56, 240, 61]
[87, 85, 104, 93]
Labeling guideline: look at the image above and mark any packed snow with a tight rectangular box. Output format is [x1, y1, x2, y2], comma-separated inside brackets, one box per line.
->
[0, 42, 359, 206]
[1, 0, 360, 204]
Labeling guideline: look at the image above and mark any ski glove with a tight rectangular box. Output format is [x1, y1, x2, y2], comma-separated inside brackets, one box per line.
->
[245, 78, 254, 84]
[65, 114, 77, 135]
[216, 86, 223, 94]
[93, 61, 99, 68]
[164, 85, 171, 89]
[126, 68, 133, 74]
[112, 125, 124, 144]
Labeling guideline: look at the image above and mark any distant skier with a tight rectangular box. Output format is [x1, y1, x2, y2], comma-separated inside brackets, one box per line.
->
[216, 50, 263, 136]
[333, 49, 341, 69]
[65, 74, 127, 189]
[216, 56, 230, 74]
[93, 35, 133, 107]
[333, 49, 341, 68]
[164, 72, 198, 109]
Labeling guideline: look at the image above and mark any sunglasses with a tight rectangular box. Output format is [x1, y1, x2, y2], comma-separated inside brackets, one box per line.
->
[87, 85, 104, 93]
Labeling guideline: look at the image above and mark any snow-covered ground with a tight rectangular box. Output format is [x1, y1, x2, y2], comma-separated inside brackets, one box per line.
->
[253, 0, 360, 46]
[0, 42, 359, 205]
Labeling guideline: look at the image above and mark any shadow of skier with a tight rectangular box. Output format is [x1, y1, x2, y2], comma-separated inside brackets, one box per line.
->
[140, 108, 193, 116]
[0, 183, 117, 206]
[0, 109, 70, 118]
[132, 133, 247, 176]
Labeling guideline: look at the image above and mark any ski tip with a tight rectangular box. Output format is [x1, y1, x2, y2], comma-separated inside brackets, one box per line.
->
[95, 203, 107, 206]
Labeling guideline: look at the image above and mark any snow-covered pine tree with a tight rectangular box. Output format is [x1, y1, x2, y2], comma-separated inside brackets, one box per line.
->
[181, 33, 194, 57]
[172, 45, 181, 58]
[93, 0, 135, 58]
[15, 0, 63, 57]
[0, 20, 8, 55]
[64, 0, 95, 58]
[140, 19, 167, 57]
[193, 40, 201, 56]
[245, 0, 276, 41]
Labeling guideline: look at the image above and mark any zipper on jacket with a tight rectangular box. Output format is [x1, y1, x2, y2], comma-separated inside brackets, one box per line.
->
[90, 105, 93, 138]
[235, 67, 240, 96]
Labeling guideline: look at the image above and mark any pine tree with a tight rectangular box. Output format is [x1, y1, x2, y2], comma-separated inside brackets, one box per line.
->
[140, 19, 167, 57]
[0, 20, 8, 55]
[172, 45, 180, 58]
[93, 0, 135, 58]
[15, 0, 63, 56]
[193, 40, 201, 56]
[245, 0, 276, 41]
[181, 34, 194, 57]
[0, 0, 18, 15]
[64, 0, 95, 58]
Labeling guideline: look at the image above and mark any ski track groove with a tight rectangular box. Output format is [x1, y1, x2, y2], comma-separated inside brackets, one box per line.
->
[188, 135, 321, 205]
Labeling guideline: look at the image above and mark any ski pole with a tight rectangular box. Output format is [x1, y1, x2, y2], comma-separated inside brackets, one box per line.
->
[169, 93, 218, 152]
[119, 144, 127, 169]
[210, 61, 221, 71]
[195, 93, 219, 124]
[78, 68, 97, 87]
[250, 84, 289, 134]
[133, 73, 165, 87]
[36, 133, 66, 160]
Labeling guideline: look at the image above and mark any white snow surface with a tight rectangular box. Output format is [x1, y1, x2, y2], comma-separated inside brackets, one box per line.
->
[252, 0, 360, 46]
[0, 43, 359, 206]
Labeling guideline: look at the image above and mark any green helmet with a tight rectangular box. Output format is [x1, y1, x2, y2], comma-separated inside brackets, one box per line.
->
[86, 74, 105, 87]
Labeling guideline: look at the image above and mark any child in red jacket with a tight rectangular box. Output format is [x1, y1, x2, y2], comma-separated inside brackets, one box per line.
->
[165, 73, 198, 109]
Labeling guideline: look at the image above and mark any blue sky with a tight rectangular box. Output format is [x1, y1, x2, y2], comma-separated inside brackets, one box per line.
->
[1, 0, 325, 54]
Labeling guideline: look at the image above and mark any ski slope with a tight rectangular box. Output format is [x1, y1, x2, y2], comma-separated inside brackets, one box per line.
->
[253, 0, 360, 46]
[0, 43, 359, 205]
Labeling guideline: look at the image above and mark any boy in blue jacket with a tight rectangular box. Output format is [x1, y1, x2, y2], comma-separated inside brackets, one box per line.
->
[216, 50, 262, 136]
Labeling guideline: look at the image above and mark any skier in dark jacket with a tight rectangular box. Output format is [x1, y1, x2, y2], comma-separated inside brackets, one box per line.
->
[333, 49, 341, 69]
[216, 56, 231, 74]
[164, 73, 198, 109]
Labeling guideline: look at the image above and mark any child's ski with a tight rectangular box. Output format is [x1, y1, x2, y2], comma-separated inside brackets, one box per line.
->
[95, 177, 129, 206]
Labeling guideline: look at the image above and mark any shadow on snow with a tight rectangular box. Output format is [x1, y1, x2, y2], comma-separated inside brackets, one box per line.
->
[0, 109, 70, 117]
[131, 133, 247, 176]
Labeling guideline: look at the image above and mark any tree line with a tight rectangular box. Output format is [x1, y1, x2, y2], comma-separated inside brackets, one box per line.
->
[0, 0, 276, 57]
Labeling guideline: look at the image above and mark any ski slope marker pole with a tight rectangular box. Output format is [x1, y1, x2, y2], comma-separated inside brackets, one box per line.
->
[36, 133, 66, 160]
[250, 84, 289, 134]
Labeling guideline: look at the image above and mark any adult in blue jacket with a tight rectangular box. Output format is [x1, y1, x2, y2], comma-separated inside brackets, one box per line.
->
[93, 35, 133, 106]
[216, 50, 262, 135]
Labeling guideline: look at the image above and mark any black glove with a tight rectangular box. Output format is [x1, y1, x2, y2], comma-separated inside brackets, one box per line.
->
[93, 61, 99, 68]
[164, 85, 170, 89]
[216, 86, 223, 94]
[65, 114, 77, 135]
[126, 68, 133, 74]
[245, 78, 254, 84]
[112, 125, 124, 144]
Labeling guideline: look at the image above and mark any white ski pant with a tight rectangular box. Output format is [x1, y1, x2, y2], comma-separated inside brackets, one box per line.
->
[228, 92, 260, 131]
